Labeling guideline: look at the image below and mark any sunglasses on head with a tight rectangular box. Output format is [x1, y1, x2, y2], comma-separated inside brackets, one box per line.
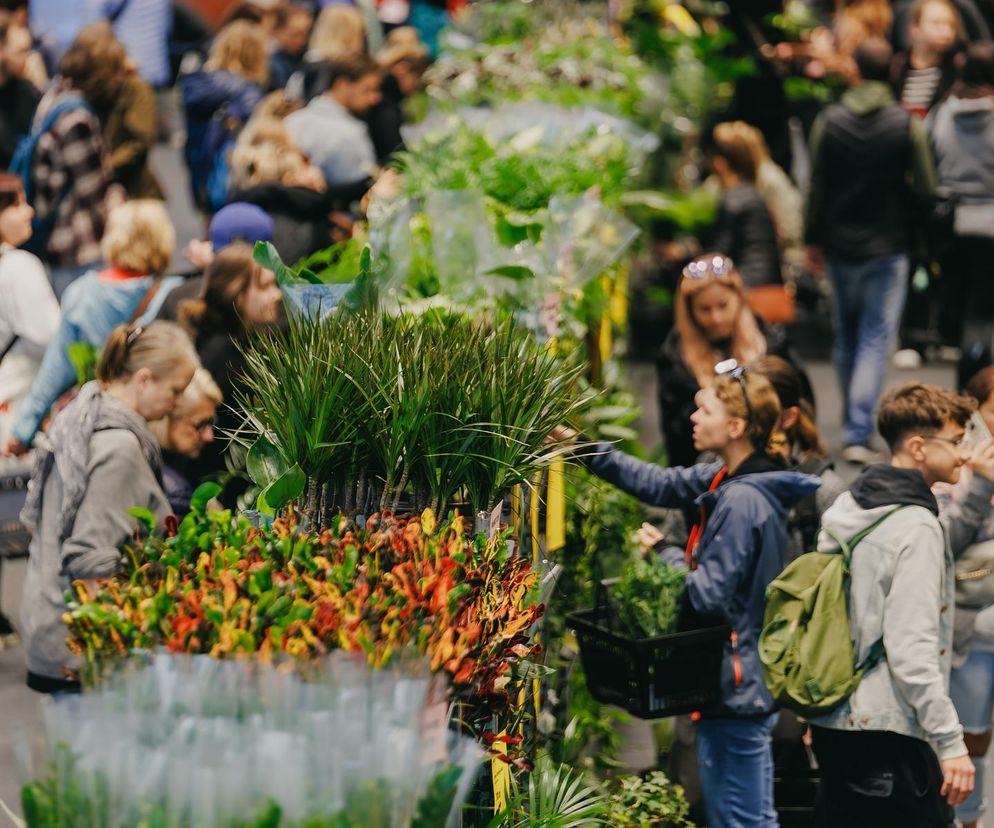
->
[715, 358, 753, 424]
[683, 254, 734, 281]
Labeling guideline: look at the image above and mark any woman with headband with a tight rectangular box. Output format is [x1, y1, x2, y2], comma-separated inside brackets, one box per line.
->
[657, 253, 810, 469]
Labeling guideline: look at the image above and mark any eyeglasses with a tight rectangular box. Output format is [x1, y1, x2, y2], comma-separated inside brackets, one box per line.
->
[683, 254, 734, 281]
[923, 434, 967, 449]
[715, 358, 753, 424]
[187, 416, 216, 432]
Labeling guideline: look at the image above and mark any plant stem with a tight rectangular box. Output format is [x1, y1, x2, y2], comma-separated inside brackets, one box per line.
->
[391, 463, 409, 512]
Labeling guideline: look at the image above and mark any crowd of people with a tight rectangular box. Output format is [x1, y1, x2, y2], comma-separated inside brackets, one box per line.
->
[3, 0, 994, 826]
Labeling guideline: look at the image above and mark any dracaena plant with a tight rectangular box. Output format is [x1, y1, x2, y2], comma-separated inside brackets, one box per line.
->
[236, 306, 590, 523]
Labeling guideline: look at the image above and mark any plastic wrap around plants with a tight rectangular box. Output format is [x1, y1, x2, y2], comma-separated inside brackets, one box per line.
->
[425, 189, 497, 299]
[281, 282, 356, 320]
[17, 652, 481, 828]
[542, 195, 640, 290]
[402, 102, 660, 170]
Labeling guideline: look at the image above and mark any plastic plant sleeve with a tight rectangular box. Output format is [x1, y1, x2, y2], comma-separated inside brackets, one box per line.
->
[425, 189, 496, 300]
[281, 282, 356, 321]
[20, 651, 482, 827]
[542, 194, 640, 289]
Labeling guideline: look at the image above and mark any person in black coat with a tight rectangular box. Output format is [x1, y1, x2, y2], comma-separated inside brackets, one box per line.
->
[176, 243, 282, 504]
[148, 367, 222, 517]
[0, 18, 40, 169]
[657, 253, 809, 469]
[366, 28, 430, 164]
[708, 122, 782, 289]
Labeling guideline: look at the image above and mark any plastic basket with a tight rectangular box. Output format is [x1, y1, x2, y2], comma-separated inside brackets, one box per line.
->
[567, 605, 729, 719]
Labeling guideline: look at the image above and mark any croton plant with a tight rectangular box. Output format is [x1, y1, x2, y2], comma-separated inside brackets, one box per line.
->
[65, 483, 543, 749]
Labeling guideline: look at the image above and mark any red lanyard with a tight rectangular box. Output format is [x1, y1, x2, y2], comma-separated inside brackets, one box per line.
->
[684, 467, 728, 570]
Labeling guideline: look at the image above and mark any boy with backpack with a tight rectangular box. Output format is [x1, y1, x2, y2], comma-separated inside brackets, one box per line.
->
[807, 383, 994, 827]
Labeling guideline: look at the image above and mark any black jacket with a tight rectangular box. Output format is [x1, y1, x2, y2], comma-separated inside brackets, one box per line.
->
[365, 74, 406, 165]
[0, 76, 40, 169]
[710, 183, 782, 288]
[656, 324, 812, 469]
[805, 82, 936, 260]
[231, 180, 372, 266]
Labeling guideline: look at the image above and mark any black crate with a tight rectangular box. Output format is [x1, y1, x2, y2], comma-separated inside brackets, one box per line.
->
[0, 463, 30, 559]
[567, 606, 729, 719]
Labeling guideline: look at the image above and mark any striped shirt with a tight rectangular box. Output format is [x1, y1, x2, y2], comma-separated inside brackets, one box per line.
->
[901, 66, 942, 116]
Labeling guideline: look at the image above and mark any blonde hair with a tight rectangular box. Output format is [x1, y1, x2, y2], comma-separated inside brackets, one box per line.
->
[97, 321, 199, 384]
[252, 90, 304, 122]
[101, 199, 175, 275]
[675, 261, 767, 388]
[230, 138, 305, 190]
[715, 121, 769, 176]
[377, 26, 429, 70]
[712, 121, 760, 182]
[309, 5, 366, 61]
[148, 367, 223, 447]
[229, 116, 306, 190]
[713, 372, 782, 452]
[206, 20, 269, 87]
[836, 0, 893, 57]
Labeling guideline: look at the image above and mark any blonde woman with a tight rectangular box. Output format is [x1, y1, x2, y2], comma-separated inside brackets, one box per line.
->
[149, 368, 222, 516]
[20, 321, 198, 692]
[182, 20, 269, 210]
[291, 5, 372, 102]
[655, 253, 806, 468]
[3, 200, 178, 456]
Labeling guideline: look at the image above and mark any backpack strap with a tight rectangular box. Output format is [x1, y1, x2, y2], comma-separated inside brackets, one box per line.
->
[35, 96, 90, 139]
[825, 504, 911, 574]
[825, 504, 911, 672]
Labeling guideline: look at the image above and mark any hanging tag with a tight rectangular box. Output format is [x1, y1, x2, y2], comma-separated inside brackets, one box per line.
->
[489, 500, 503, 538]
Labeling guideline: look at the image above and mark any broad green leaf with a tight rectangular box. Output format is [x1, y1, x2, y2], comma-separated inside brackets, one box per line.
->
[190, 481, 222, 513]
[257, 464, 306, 516]
[484, 265, 535, 281]
[128, 507, 157, 533]
[246, 436, 289, 488]
[67, 341, 98, 386]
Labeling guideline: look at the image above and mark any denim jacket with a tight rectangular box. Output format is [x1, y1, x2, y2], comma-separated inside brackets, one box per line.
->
[11, 270, 178, 445]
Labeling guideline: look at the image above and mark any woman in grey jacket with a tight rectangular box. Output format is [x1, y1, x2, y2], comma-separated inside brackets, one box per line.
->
[928, 42, 994, 386]
[19, 321, 198, 693]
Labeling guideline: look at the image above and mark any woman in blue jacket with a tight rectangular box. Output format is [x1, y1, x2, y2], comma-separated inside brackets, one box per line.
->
[2, 200, 180, 456]
[568, 325, 819, 827]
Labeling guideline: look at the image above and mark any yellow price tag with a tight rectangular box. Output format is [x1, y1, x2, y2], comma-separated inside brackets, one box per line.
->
[546, 459, 565, 553]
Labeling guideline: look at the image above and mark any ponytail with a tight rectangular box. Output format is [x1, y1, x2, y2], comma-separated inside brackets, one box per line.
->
[792, 399, 827, 461]
[97, 321, 199, 384]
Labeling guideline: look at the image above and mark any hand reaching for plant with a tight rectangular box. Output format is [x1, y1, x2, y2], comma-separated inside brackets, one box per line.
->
[549, 425, 577, 444]
[969, 437, 994, 482]
[636, 522, 664, 554]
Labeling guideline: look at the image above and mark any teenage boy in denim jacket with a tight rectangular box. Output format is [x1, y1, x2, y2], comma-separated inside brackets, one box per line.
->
[810, 383, 994, 827]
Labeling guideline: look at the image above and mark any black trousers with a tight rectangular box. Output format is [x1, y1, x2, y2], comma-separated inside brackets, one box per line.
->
[811, 727, 954, 828]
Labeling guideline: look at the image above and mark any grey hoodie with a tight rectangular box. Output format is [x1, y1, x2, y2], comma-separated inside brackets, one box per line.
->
[20, 427, 170, 681]
[808, 465, 994, 760]
[929, 95, 994, 238]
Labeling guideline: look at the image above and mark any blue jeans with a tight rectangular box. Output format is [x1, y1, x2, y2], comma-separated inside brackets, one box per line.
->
[828, 254, 909, 448]
[697, 713, 779, 827]
[950, 649, 994, 823]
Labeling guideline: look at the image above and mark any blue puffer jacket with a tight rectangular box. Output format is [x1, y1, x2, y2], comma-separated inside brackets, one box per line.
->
[181, 68, 262, 208]
[582, 446, 821, 717]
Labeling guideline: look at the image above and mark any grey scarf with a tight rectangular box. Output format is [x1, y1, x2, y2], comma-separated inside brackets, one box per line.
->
[21, 381, 162, 542]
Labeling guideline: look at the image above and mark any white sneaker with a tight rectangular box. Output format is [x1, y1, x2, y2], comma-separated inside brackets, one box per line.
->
[892, 349, 922, 370]
[842, 445, 884, 465]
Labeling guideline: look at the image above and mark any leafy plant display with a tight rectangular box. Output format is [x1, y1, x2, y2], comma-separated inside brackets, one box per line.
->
[612, 557, 687, 639]
[65, 493, 544, 747]
[236, 308, 590, 519]
[20, 654, 481, 828]
[603, 771, 696, 827]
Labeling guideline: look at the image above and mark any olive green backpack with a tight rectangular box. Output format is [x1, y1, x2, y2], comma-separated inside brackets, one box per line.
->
[758, 506, 906, 717]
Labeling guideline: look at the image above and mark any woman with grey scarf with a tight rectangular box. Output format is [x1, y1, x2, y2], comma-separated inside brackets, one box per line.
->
[19, 321, 198, 693]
